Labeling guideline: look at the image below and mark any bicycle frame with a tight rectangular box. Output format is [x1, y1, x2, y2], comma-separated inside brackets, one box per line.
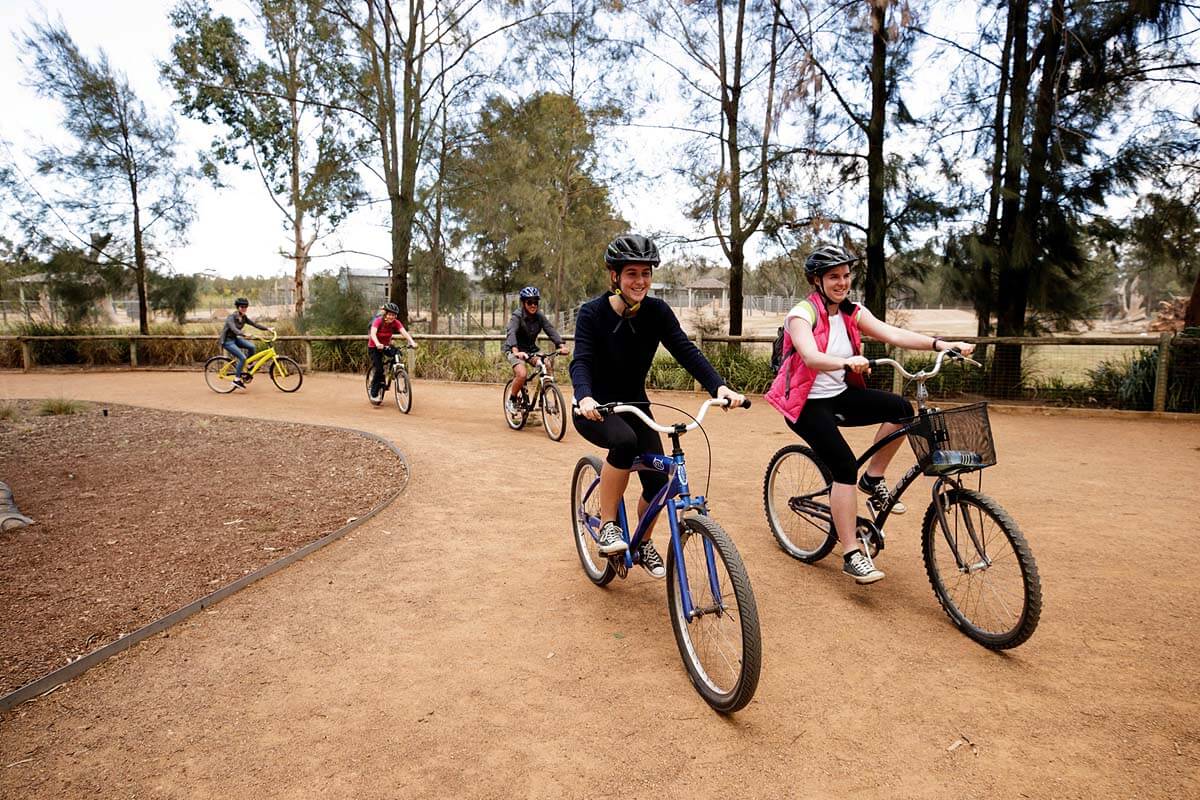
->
[518, 353, 559, 411]
[219, 341, 278, 378]
[578, 399, 738, 620]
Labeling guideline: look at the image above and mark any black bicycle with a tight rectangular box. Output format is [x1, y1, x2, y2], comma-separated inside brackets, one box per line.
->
[365, 345, 414, 414]
[762, 349, 1042, 650]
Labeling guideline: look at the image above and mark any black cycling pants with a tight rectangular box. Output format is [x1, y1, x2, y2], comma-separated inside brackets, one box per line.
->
[573, 410, 667, 502]
[788, 386, 913, 484]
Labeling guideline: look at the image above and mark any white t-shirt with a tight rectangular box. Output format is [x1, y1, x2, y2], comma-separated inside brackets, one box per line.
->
[786, 300, 853, 400]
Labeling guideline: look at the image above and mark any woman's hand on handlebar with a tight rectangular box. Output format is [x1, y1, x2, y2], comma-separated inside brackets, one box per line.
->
[844, 355, 872, 374]
[577, 396, 602, 421]
[716, 385, 747, 410]
[941, 341, 975, 357]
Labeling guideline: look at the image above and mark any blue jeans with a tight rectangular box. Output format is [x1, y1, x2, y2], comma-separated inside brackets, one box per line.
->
[222, 337, 255, 376]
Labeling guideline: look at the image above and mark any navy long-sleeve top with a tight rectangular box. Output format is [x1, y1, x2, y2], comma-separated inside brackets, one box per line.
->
[569, 294, 725, 405]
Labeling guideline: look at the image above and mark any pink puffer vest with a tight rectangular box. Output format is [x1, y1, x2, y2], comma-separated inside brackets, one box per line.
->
[765, 292, 865, 424]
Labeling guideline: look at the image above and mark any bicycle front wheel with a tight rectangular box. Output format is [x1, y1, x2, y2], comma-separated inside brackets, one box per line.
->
[269, 356, 303, 392]
[541, 383, 566, 441]
[204, 356, 237, 394]
[502, 378, 529, 430]
[570, 455, 615, 586]
[393, 367, 412, 413]
[667, 515, 762, 714]
[922, 487, 1042, 649]
[763, 444, 836, 562]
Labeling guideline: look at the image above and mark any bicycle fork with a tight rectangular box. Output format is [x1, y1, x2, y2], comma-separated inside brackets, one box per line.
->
[931, 479, 991, 574]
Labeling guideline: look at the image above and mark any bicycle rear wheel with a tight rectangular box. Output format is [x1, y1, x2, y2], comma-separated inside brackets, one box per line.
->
[204, 356, 237, 394]
[393, 366, 412, 413]
[502, 378, 530, 430]
[762, 444, 836, 562]
[667, 515, 761, 714]
[541, 383, 566, 441]
[570, 455, 615, 586]
[269, 356, 303, 392]
[922, 487, 1042, 649]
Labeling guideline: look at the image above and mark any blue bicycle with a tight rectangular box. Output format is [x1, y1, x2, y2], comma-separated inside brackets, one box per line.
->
[570, 398, 761, 713]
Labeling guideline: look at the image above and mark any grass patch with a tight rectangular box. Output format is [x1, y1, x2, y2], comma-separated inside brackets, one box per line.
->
[0, 404, 17, 421]
[37, 398, 87, 416]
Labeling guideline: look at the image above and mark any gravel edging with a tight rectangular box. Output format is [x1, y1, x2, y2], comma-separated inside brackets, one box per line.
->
[0, 421, 410, 712]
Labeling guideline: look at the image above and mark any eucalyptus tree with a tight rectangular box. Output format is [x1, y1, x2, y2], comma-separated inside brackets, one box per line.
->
[13, 19, 197, 335]
[325, 0, 544, 324]
[165, 0, 364, 317]
[639, 0, 794, 336]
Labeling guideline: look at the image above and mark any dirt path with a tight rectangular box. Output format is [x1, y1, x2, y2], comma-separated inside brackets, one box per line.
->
[1, 371, 1198, 799]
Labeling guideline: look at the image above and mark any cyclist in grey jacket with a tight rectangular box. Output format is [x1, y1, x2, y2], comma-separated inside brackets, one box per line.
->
[220, 298, 272, 388]
[505, 286, 568, 415]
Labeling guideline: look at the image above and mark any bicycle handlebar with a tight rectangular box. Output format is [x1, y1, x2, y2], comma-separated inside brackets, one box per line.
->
[868, 347, 981, 381]
[574, 397, 751, 434]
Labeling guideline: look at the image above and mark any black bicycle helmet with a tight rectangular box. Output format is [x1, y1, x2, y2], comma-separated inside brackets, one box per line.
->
[234, 297, 249, 307]
[804, 244, 859, 278]
[604, 234, 660, 269]
[383, 301, 400, 315]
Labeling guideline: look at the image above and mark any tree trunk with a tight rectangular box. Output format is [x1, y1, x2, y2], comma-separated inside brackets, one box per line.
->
[864, 0, 888, 321]
[1185, 270, 1200, 328]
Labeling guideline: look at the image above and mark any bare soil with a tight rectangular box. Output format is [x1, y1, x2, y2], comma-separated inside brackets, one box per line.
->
[1, 372, 1198, 799]
[0, 400, 402, 696]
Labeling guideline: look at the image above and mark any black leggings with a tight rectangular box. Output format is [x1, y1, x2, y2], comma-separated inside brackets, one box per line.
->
[788, 386, 913, 484]
[572, 410, 667, 502]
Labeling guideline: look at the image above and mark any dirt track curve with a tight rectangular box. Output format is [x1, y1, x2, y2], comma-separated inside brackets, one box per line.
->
[2, 370, 1198, 799]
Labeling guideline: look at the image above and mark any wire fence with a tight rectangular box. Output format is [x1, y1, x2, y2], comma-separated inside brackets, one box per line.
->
[2, 331, 1195, 413]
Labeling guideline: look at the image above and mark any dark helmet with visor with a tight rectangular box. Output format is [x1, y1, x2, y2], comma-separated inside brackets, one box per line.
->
[234, 297, 249, 308]
[605, 234, 660, 270]
[804, 244, 859, 279]
[519, 286, 540, 301]
[383, 301, 400, 315]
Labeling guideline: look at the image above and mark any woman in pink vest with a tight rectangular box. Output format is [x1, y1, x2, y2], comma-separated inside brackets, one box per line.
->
[765, 244, 974, 584]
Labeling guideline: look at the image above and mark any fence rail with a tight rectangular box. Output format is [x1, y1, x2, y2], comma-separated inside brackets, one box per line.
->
[1, 331, 1193, 413]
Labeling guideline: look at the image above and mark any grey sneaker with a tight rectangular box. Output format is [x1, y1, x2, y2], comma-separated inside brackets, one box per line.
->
[638, 540, 666, 579]
[859, 475, 906, 516]
[597, 521, 628, 555]
[843, 549, 885, 584]
[506, 396, 519, 415]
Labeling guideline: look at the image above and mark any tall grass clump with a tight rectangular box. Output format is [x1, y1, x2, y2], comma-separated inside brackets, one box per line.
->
[37, 397, 87, 415]
[0, 404, 18, 421]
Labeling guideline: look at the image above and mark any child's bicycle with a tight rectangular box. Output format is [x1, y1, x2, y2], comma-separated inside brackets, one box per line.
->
[570, 397, 761, 713]
[204, 331, 303, 394]
[762, 348, 1042, 649]
[504, 351, 567, 441]
[365, 345, 414, 413]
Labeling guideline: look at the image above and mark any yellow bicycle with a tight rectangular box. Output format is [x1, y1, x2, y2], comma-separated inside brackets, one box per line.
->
[204, 331, 303, 394]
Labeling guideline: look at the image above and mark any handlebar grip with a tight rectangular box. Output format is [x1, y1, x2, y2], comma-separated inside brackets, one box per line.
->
[739, 398, 751, 409]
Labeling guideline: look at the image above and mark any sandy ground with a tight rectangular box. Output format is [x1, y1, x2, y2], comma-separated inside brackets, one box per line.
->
[1, 371, 1198, 799]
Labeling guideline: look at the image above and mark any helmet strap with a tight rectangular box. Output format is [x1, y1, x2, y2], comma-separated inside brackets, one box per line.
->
[612, 287, 640, 317]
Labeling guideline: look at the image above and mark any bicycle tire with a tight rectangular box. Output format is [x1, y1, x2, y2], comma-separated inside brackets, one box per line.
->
[921, 487, 1042, 650]
[667, 514, 762, 714]
[502, 378, 530, 430]
[393, 366, 412, 413]
[204, 356, 237, 394]
[762, 444, 837, 563]
[541, 383, 566, 441]
[269, 356, 303, 392]
[570, 455, 615, 587]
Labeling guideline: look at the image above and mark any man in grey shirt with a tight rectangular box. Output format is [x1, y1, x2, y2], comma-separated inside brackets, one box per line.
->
[504, 286, 568, 415]
[220, 298, 272, 388]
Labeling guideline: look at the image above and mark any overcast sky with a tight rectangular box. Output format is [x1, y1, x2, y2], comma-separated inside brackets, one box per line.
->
[0, 0, 702, 282]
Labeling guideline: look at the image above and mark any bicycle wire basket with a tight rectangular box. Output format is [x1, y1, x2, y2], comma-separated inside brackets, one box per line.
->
[905, 402, 997, 476]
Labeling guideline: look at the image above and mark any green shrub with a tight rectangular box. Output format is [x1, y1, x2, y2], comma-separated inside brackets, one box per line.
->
[0, 404, 17, 421]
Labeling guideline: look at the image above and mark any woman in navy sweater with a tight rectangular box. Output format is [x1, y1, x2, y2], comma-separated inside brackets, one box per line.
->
[571, 234, 745, 578]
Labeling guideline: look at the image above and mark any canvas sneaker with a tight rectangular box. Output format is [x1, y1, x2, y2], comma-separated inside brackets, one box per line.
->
[233, 378, 246, 389]
[843, 549, 885, 584]
[859, 474, 906, 516]
[506, 396, 519, 416]
[638, 540, 666, 579]
[597, 521, 628, 555]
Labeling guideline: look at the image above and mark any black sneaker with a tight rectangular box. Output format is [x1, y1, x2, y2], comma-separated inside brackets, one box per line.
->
[233, 378, 246, 389]
[859, 474, 906, 516]
[638, 540, 666, 579]
[843, 549, 885, 584]
[597, 521, 628, 555]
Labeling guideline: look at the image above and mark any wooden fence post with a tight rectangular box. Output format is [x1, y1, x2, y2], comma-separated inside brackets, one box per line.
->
[129, 339, 138, 368]
[21, 339, 32, 372]
[1153, 332, 1172, 412]
[304, 340, 313, 371]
